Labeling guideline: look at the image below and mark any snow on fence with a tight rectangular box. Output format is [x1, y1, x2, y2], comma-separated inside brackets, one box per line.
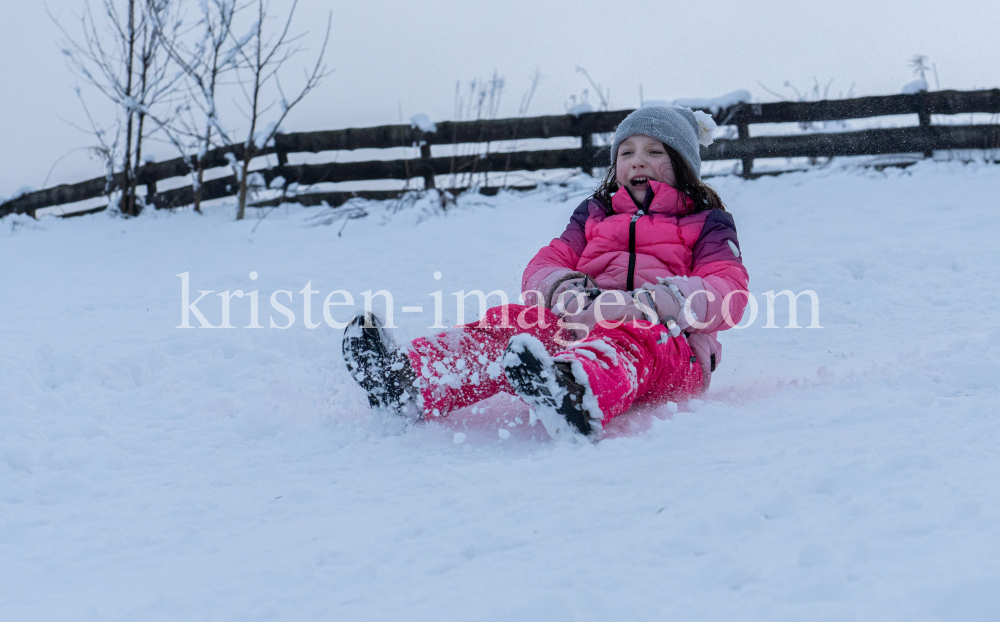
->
[3, 88, 999, 219]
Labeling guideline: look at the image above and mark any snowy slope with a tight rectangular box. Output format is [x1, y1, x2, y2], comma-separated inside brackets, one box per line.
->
[2, 162, 1000, 621]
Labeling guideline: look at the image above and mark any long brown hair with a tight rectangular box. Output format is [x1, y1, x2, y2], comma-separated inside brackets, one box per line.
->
[593, 143, 726, 213]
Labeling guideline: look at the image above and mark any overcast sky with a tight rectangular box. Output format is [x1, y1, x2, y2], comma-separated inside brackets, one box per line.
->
[2, 0, 998, 199]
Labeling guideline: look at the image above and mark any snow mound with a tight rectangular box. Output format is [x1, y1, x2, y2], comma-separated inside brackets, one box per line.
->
[903, 78, 929, 94]
[409, 113, 437, 133]
[3, 162, 1000, 619]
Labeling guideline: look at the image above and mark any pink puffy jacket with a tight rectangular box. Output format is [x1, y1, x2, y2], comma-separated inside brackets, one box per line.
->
[522, 180, 749, 389]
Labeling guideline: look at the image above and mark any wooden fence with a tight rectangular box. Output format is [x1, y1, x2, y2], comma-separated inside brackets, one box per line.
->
[3, 88, 999, 218]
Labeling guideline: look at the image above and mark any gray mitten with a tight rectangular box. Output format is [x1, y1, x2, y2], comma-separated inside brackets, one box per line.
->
[550, 275, 601, 316]
[575, 290, 648, 330]
[635, 284, 685, 337]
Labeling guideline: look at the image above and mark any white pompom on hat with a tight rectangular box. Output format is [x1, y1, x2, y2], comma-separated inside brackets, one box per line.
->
[610, 105, 716, 180]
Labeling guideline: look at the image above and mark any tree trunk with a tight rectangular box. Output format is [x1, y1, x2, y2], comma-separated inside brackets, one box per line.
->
[132, 20, 153, 217]
[236, 157, 250, 220]
[133, 110, 146, 215]
[121, 0, 137, 216]
[193, 160, 204, 213]
[194, 125, 213, 213]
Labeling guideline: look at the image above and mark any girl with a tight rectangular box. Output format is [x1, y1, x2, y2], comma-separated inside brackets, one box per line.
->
[343, 106, 749, 439]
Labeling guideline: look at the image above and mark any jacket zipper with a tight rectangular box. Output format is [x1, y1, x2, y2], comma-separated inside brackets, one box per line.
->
[627, 213, 639, 290]
[624, 187, 651, 292]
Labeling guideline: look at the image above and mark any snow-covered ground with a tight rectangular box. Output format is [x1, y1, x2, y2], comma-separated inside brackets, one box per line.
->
[2, 161, 1000, 621]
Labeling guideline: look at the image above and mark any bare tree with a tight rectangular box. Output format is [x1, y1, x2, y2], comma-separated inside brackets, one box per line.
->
[910, 54, 931, 83]
[156, 0, 246, 213]
[228, 0, 331, 220]
[54, 0, 182, 216]
[575, 66, 611, 111]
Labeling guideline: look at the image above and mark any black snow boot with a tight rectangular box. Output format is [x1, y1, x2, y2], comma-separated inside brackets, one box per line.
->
[502, 334, 601, 439]
[342, 312, 419, 417]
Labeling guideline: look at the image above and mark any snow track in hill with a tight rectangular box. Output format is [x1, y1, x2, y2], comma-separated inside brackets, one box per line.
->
[2, 162, 1000, 620]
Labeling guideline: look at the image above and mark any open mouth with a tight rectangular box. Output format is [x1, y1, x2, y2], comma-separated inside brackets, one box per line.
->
[629, 176, 650, 187]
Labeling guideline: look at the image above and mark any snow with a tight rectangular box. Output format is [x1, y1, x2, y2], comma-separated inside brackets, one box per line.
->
[10, 184, 35, 200]
[253, 121, 279, 149]
[221, 26, 255, 68]
[567, 101, 594, 117]
[692, 110, 717, 146]
[671, 89, 752, 113]
[246, 171, 265, 189]
[903, 79, 929, 94]
[409, 113, 437, 133]
[3, 161, 1000, 619]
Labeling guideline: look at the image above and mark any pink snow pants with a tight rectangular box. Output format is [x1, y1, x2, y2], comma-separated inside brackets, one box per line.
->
[406, 304, 703, 425]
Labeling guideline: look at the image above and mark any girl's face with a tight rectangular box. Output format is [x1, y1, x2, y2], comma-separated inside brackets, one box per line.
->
[614, 134, 676, 204]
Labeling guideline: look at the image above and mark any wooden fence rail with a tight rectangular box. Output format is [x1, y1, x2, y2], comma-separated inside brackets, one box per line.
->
[3, 88, 998, 218]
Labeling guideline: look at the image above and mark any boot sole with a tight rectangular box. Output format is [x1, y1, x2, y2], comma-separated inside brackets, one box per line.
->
[342, 313, 385, 406]
[342, 312, 415, 413]
[502, 335, 593, 439]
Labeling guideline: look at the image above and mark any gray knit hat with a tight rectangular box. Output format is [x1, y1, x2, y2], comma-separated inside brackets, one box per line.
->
[610, 106, 714, 180]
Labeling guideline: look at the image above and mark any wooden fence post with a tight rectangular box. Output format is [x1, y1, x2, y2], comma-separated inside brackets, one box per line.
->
[737, 123, 753, 178]
[915, 92, 934, 158]
[581, 133, 595, 176]
[139, 163, 157, 207]
[420, 143, 436, 189]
